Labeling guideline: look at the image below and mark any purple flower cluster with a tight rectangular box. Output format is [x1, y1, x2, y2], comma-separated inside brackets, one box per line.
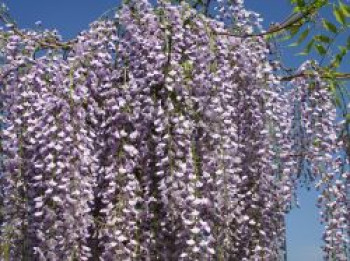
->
[288, 62, 349, 261]
[0, 1, 348, 260]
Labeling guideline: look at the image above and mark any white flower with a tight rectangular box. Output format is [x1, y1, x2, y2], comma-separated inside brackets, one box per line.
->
[186, 239, 196, 246]
[190, 227, 201, 234]
[52, 196, 62, 203]
[34, 211, 43, 217]
[123, 144, 138, 156]
[233, 157, 242, 164]
[117, 235, 127, 242]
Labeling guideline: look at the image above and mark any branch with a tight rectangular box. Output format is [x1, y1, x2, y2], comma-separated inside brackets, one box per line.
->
[97, 6, 119, 21]
[0, 14, 75, 50]
[217, 3, 319, 38]
[280, 71, 350, 81]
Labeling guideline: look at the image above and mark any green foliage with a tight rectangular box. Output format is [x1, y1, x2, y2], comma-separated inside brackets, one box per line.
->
[314, 34, 332, 43]
[322, 19, 338, 33]
[339, 1, 350, 16]
[277, 0, 350, 74]
[330, 45, 348, 68]
[289, 28, 310, 46]
[315, 43, 328, 55]
[298, 39, 315, 55]
[333, 4, 346, 25]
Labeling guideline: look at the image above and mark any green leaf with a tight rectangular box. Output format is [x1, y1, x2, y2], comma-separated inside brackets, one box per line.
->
[339, 2, 350, 17]
[338, 46, 348, 58]
[331, 57, 341, 68]
[290, 24, 302, 37]
[314, 34, 332, 43]
[297, 0, 306, 6]
[314, 0, 328, 9]
[289, 28, 310, 46]
[338, 46, 348, 56]
[296, 51, 309, 56]
[333, 6, 346, 25]
[329, 80, 337, 93]
[322, 19, 338, 33]
[292, 0, 307, 12]
[298, 39, 315, 55]
[330, 47, 348, 68]
[282, 23, 302, 41]
[347, 35, 350, 49]
[334, 96, 342, 107]
[346, 113, 350, 122]
[315, 44, 327, 55]
[293, 0, 306, 7]
[281, 33, 292, 41]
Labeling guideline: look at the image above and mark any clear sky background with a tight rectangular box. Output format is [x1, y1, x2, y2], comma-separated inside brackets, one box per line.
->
[2, 1, 348, 260]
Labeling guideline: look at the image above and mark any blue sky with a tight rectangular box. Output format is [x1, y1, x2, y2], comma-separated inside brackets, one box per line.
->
[2, 1, 348, 260]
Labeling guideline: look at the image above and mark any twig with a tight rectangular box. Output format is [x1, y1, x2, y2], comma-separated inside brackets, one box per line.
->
[217, 3, 319, 38]
[0, 14, 75, 49]
[97, 6, 119, 21]
[280, 71, 350, 81]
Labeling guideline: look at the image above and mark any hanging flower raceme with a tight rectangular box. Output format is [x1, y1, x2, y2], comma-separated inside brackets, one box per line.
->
[0, 32, 96, 260]
[287, 62, 349, 261]
[0, 0, 348, 260]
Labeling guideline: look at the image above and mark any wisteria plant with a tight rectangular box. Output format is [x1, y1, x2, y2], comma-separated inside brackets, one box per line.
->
[0, 0, 349, 260]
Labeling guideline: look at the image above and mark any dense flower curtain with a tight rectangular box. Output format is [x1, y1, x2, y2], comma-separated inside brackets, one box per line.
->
[0, 0, 348, 260]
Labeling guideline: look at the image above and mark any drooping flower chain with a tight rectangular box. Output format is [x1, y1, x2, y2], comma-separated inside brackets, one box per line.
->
[0, 0, 348, 260]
